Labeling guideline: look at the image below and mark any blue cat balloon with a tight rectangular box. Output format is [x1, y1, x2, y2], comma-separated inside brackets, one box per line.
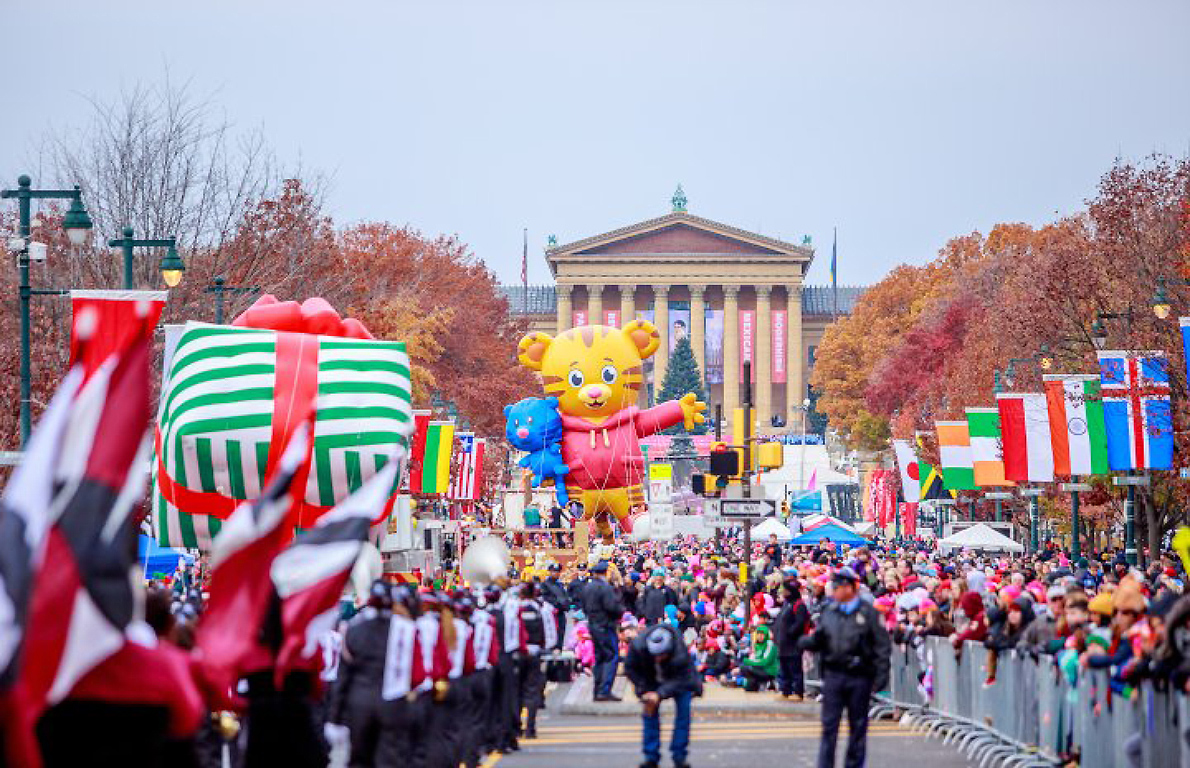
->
[503, 396, 570, 506]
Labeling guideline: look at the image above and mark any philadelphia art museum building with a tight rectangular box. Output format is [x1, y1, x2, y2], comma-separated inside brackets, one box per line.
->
[502, 189, 863, 435]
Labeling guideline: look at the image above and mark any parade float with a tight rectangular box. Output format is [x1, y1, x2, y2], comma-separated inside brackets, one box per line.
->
[511, 319, 707, 543]
[153, 295, 415, 549]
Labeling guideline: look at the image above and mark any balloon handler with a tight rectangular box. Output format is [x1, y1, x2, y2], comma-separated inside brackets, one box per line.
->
[517, 320, 706, 543]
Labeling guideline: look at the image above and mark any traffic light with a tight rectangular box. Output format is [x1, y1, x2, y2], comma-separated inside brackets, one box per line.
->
[692, 474, 706, 495]
[781, 500, 790, 517]
[709, 443, 739, 476]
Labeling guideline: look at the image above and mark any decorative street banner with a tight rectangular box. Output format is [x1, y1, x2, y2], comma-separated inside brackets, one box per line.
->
[772, 309, 787, 384]
[604, 309, 620, 327]
[70, 290, 167, 372]
[669, 304, 690, 354]
[739, 309, 755, 382]
[704, 309, 724, 384]
[1097, 350, 1173, 471]
[572, 309, 588, 327]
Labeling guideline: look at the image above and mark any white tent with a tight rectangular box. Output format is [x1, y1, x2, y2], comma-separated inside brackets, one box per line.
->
[852, 522, 878, 537]
[750, 517, 792, 541]
[938, 523, 1023, 553]
[801, 513, 857, 533]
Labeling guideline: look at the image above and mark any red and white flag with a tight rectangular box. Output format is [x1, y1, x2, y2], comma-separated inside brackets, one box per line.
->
[1, 308, 154, 767]
[996, 393, 1055, 483]
[197, 422, 313, 688]
[271, 453, 400, 682]
[404, 410, 432, 493]
[471, 439, 486, 502]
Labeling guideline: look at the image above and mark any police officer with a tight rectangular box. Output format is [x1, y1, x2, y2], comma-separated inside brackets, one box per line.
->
[798, 566, 891, 768]
[540, 562, 570, 645]
[582, 560, 624, 702]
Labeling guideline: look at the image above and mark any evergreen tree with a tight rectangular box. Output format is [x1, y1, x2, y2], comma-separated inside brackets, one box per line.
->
[657, 335, 708, 435]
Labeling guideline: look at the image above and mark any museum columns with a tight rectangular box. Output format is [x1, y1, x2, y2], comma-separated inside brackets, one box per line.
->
[556, 283, 572, 333]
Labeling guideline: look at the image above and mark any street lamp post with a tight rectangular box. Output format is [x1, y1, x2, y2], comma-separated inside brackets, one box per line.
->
[107, 227, 183, 289]
[1, 175, 93, 446]
[206, 276, 260, 324]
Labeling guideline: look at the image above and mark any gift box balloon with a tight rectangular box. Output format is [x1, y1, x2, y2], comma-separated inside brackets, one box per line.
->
[153, 296, 414, 549]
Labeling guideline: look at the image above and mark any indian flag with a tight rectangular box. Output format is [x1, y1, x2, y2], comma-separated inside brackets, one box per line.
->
[935, 421, 977, 490]
[420, 421, 455, 494]
[965, 408, 1013, 487]
[1043, 374, 1109, 476]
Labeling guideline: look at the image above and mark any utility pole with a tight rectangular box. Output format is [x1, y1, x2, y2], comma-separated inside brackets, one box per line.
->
[742, 360, 753, 628]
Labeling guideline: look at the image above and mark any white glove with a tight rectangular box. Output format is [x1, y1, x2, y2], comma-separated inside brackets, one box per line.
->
[323, 722, 350, 750]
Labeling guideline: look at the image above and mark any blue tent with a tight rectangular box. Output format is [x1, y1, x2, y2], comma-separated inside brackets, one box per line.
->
[138, 534, 193, 579]
[788, 523, 867, 547]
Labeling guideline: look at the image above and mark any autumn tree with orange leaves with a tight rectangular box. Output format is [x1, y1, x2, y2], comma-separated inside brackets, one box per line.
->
[812, 155, 1190, 557]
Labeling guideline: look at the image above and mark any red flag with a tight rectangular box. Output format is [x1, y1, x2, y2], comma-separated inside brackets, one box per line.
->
[471, 439, 486, 502]
[197, 420, 314, 689]
[271, 455, 399, 682]
[3, 312, 154, 767]
[406, 410, 431, 493]
[69, 290, 165, 376]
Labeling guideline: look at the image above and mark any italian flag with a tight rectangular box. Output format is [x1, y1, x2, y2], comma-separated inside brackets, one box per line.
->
[965, 408, 1013, 487]
[1043, 374, 1109, 476]
[996, 393, 1054, 483]
[935, 421, 978, 490]
[420, 421, 455, 494]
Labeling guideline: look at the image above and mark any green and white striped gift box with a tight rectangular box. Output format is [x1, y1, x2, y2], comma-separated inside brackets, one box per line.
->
[153, 322, 413, 549]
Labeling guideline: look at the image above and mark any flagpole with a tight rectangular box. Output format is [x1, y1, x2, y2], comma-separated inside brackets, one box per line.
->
[522, 227, 529, 314]
[831, 227, 838, 320]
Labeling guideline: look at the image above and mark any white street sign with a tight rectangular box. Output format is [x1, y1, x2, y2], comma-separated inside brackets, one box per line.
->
[719, 498, 777, 518]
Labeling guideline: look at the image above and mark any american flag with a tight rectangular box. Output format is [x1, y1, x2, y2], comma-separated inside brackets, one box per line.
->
[450, 433, 478, 501]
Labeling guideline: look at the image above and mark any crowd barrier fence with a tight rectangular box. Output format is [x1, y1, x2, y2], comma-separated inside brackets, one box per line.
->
[873, 636, 1190, 768]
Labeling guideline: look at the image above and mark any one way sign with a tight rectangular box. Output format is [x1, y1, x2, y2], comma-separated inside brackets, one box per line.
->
[719, 499, 776, 518]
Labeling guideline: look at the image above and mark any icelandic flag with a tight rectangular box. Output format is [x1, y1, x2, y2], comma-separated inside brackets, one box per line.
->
[1097, 350, 1173, 471]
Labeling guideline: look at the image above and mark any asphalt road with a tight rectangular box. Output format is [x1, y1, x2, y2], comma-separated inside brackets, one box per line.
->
[490, 711, 973, 767]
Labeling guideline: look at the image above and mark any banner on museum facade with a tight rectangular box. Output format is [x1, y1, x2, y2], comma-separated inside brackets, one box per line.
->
[604, 309, 619, 327]
[772, 309, 787, 384]
[739, 309, 755, 382]
[572, 309, 587, 327]
[704, 309, 724, 384]
[669, 303, 690, 354]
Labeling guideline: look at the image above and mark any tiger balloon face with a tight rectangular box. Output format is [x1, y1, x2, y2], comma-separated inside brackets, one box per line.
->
[517, 321, 661, 421]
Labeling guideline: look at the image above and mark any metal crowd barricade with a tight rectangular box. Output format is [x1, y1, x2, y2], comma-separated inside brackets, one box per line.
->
[875, 636, 1190, 768]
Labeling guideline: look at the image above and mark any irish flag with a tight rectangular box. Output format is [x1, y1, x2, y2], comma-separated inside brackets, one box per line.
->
[935, 421, 977, 490]
[996, 393, 1054, 483]
[965, 408, 1013, 487]
[1043, 374, 1109, 476]
[420, 421, 455, 494]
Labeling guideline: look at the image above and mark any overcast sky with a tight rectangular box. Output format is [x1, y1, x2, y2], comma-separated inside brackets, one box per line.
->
[3, 0, 1188, 288]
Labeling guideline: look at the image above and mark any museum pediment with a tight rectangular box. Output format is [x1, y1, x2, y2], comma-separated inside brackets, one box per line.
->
[551, 212, 810, 261]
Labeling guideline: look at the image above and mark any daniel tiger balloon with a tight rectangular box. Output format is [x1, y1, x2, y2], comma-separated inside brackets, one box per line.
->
[517, 320, 707, 542]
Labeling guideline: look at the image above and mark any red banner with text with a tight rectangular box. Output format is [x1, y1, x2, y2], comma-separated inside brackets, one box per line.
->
[772, 310, 786, 383]
[739, 310, 755, 382]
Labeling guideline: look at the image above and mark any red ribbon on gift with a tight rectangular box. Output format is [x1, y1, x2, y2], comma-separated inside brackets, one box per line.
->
[157, 295, 396, 527]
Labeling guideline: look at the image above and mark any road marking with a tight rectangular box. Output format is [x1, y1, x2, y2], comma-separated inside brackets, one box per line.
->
[480, 752, 503, 767]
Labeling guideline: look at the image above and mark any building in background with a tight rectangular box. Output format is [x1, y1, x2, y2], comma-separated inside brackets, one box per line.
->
[502, 191, 864, 434]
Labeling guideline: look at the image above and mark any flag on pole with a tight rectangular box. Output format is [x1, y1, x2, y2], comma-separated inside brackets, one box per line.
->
[1043, 374, 1109, 476]
[406, 410, 432, 493]
[996, 393, 1055, 483]
[471, 438, 487, 502]
[965, 408, 1013, 487]
[197, 422, 313, 688]
[1097, 350, 1173, 471]
[831, 228, 838, 318]
[916, 431, 955, 500]
[420, 421, 455, 494]
[935, 421, 978, 490]
[521, 228, 529, 313]
[892, 439, 920, 503]
[1, 309, 154, 765]
[271, 451, 399, 682]
[449, 433, 477, 500]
